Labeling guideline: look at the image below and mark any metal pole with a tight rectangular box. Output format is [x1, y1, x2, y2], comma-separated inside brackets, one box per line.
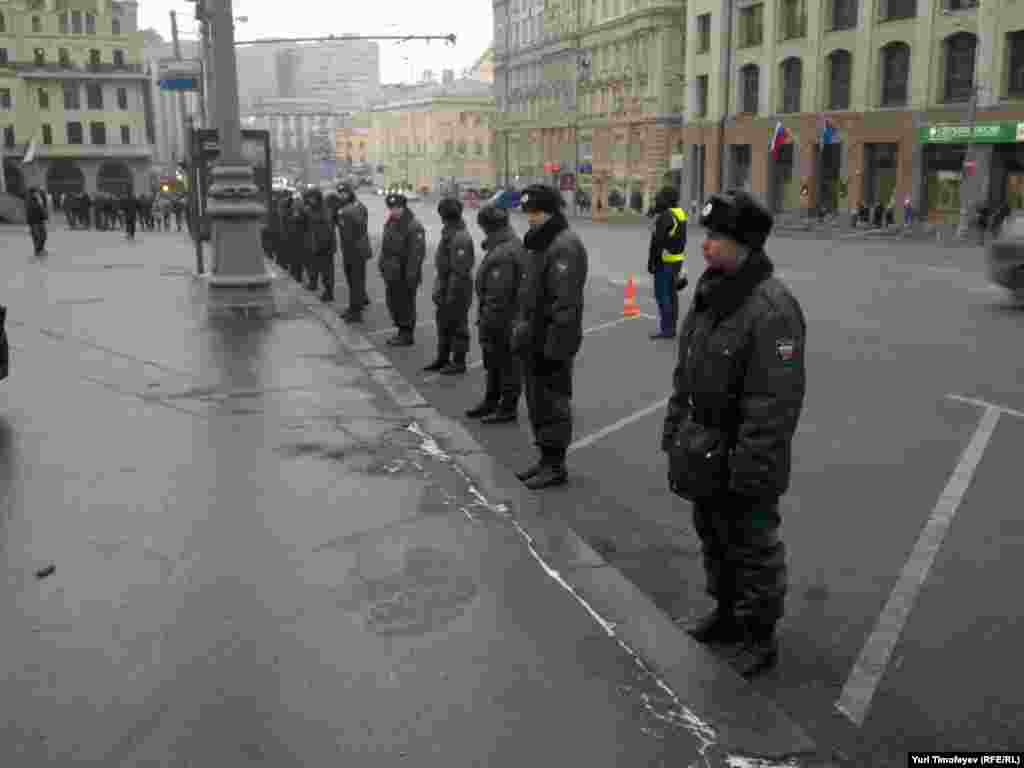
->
[573, 0, 581, 217]
[956, 46, 982, 239]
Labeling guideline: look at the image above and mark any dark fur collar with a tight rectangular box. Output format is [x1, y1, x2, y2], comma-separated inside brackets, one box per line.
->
[694, 249, 775, 320]
[483, 225, 517, 251]
[523, 213, 568, 253]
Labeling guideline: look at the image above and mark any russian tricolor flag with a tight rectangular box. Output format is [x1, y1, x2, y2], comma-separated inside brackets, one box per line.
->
[769, 121, 792, 160]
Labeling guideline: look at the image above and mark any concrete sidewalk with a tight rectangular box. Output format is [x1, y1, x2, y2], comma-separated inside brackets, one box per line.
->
[0, 227, 837, 766]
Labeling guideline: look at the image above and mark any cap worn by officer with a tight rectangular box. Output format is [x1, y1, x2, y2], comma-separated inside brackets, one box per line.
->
[437, 197, 463, 221]
[520, 184, 564, 215]
[698, 190, 774, 250]
[336, 183, 355, 202]
[477, 204, 509, 234]
[385, 192, 407, 208]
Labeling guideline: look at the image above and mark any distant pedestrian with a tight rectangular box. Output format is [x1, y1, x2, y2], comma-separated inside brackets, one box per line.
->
[662, 190, 806, 678]
[379, 192, 427, 347]
[423, 197, 475, 375]
[647, 185, 689, 340]
[466, 204, 523, 424]
[903, 197, 913, 227]
[26, 187, 48, 256]
[301, 189, 337, 303]
[173, 198, 185, 231]
[121, 194, 138, 240]
[334, 183, 372, 323]
[509, 184, 588, 490]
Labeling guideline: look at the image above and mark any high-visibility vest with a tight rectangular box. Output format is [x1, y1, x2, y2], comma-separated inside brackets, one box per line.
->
[662, 207, 688, 263]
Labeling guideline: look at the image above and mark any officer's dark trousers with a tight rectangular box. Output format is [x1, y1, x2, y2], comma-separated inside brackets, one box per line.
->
[523, 359, 573, 465]
[29, 222, 46, 254]
[385, 280, 417, 333]
[692, 492, 787, 628]
[435, 306, 470, 364]
[343, 253, 369, 311]
[653, 262, 683, 336]
[313, 249, 335, 299]
[125, 215, 136, 239]
[482, 339, 521, 409]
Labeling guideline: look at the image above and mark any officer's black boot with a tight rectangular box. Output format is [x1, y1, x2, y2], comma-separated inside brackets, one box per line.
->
[685, 606, 743, 645]
[728, 620, 779, 679]
[523, 451, 568, 490]
[515, 462, 544, 482]
[465, 400, 498, 418]
[342, 308, 363, 323]
[423, 340, 450, 372]
[480, 397, 517, 424]
[440, 357, 467, 376]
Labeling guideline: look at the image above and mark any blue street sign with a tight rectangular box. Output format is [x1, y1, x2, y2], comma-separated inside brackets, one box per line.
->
[159, 78, 199, 91]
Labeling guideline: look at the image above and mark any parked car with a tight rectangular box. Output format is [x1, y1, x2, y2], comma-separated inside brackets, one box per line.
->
[487, 189, 522, 210]
[987, 212, 1024, 300]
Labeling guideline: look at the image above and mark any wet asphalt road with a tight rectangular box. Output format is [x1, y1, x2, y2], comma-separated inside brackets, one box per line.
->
[355, 194, 1024, 764]
[0, 225, 720, 765]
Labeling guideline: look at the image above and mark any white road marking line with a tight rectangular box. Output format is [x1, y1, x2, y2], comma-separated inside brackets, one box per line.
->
[835, 404, 1002, 727]
[421, 313, 658, 383]
[568, 396, 670, 455]
[947, 393, 1024, 421]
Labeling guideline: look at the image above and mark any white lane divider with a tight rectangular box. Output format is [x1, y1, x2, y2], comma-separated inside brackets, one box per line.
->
[420, 313, 658, 384]
[568, 396, 671, 456]
[835, 395, 1006, 726]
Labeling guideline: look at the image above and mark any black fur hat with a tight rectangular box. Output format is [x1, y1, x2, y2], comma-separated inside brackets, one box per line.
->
[476, 204, 509, 233]
[437, 197, 463, 221]
[520, 184, 564, 214]
[385, 192, 407, 208]
[699, 190, 774, 250]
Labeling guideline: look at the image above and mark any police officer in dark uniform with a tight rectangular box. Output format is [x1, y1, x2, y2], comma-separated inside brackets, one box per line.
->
[379, 192, 427, 347]
[509, 184, 588, 490]
[423, 197, 475, 375]
[302, 189, 337, 302]
[467, 204, 524, 424]
[335, 183, 373, 323]
[661, 190, 806, 678]
[647, 185, 689, 339]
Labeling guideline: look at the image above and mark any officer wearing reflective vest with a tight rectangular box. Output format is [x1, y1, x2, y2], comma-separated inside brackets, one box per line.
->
[661, 190, 806, 678]
[647, 186, 689, 339]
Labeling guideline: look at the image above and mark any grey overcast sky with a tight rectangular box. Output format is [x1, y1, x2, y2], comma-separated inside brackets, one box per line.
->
[138, 1, 494, 84]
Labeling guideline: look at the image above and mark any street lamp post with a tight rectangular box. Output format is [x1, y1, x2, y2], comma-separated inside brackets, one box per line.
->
[956, 35, 986, 240]
[203, 0, 269, 285]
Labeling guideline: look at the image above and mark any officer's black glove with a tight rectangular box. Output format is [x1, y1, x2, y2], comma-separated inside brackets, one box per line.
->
[675, 274, 689, 292]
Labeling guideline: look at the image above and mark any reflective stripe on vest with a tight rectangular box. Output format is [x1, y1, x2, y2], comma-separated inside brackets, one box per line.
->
[662, 208, 688, 263]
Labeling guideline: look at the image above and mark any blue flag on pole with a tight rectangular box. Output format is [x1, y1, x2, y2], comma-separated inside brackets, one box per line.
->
[821, 119, 839, 145]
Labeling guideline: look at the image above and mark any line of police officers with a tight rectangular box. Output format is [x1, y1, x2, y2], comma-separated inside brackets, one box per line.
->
[266, 181, 807, 679]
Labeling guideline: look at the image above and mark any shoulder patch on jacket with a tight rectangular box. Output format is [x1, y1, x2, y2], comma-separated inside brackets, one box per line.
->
[776, 338, 797, 364]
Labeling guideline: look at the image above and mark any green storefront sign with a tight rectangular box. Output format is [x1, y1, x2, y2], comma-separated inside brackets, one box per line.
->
[920, 122, 1024, 144]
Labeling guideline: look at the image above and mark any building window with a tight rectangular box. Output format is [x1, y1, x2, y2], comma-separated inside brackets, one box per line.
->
[72, 10, 82, 34]
[117, 87, 128, 109]
[67, 121, 83, 144]
[42, 124, 52, 145]
[779, 57, 802, 113]
[38, 88, 49, 109]
[880, 0, 915, 21]
[59, 12, 68, 33]
[739, 63, 760, 113]
[34, 49, 45, 66]
[943, 32, 976, 102]
[63, 83, 80, 110]
[1008, 31, 1024, 97]
[696, 74, 709, 116]
[112, 17, 121, 34]
[830, 0, 858, 30]
[32, 16, 42, 33]
[739, 4, 764, 48]
[86, 12, 95, 34]
[89, 49, 101, 68]
[86, 83, 103, 110]
[0, 49, 7, 66]
[90, 122, 106, 145]
[827, 49, 852, 109]
[120, 124, 130, 144]
[697, 14, 711, 53]
[0, 11, 5, 33]
[113, 49, 125, 68]
[0, 88, 10, 109]
[59, 48, 71, 67]
[3, 126, 14, 148]
[880, 41, 910, 106]
[779, 0, 806, 40]
[946, 0, 978, 9]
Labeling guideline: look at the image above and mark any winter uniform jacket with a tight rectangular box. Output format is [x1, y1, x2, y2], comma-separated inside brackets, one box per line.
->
[475, 225, 524, 341]
[661, 249, 806, 501]
[510, 213, 588, 364]
[303, 204, 337, 255]
[336, 200, 372, 262]
[26, 194, 47, 225]
[379, 208, 427, 286]
[433, 220, 475, 315]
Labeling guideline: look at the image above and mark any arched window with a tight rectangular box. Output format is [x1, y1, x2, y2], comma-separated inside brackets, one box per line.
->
[779, 57, 802, 113]
[880, 42, 910, 107]
[1008, 30, 1024, 98]
[827, 49, 852, 110]
[112, 17, 121, 35]
[0, 12, 5, 33]
[740, 64, 760, 113]
[944, 32, 976, 102]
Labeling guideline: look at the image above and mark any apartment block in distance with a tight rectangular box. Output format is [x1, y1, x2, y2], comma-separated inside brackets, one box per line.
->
[680, 0, 1024, 223]
[1, 0, 152, 197]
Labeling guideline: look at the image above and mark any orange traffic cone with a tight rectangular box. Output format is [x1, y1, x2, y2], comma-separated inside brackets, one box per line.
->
[623, 275, 641, 318]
